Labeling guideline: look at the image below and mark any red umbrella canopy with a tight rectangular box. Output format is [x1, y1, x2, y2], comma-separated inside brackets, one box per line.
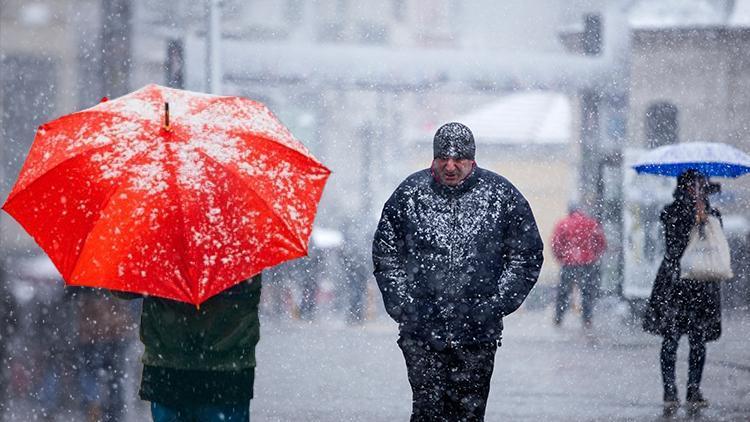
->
[3, 84, 330, 305]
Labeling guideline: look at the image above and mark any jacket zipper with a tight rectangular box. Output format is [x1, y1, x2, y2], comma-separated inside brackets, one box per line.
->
[449, 197, 458, 273]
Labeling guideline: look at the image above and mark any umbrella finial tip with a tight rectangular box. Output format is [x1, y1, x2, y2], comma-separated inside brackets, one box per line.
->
[163, 102, 171, 131]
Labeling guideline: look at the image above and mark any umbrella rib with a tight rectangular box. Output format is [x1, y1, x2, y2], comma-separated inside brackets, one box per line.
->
[185, 95, 235, 116]
[164, 146, 206, 304]
[67, 160, 126, 282]
[2, 146, 113, 281]
[65, 156, 194, 302]
[189, 95, 324, 167]
[196, 150, 308, 255]
[44, 108, 155, 133]
[4, 143, 115, 206]
[71, 183, 190, 301]
[6, 109, 159, 204]
[229, 129, 329, 174]
[225, 131, 330, 251]
[221, 130, 330, 248]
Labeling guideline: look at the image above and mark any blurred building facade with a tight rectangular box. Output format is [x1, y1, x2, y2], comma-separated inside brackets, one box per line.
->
[128, 0, 578, 255]
[627, 0, 750, 215]
[0, 0, 132, 252]
[3, 0, 749, 303]
[625, 0, 750, 305]
[3, 0, 749, 418]
[561, 0, 750, 300]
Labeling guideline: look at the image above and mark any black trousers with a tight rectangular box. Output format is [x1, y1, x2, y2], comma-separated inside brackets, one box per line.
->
[554, 264, 599, 324]
[660, 334, 706, 401]
[398, 336, 498, 422]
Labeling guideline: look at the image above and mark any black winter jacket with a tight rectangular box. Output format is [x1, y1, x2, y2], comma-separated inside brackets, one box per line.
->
[642, 197, 722, 342]
[372, 167, 544, 347]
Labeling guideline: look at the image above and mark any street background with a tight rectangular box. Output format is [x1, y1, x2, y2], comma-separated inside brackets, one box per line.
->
[252, 305, 750, 421]
[2, 1, 750, 420]
[3, 301, 750, 422]
[4, 298, 749, 421]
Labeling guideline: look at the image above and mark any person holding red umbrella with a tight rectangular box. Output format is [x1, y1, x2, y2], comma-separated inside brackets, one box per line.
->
[114, 275, 262, 421]
[2, 84, 331, 422]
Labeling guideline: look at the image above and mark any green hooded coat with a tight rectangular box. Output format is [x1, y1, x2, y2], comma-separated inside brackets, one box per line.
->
[116, 274, 262, 371]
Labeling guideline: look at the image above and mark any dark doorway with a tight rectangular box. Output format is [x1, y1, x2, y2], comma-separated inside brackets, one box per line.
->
[645, 102, 678, 148]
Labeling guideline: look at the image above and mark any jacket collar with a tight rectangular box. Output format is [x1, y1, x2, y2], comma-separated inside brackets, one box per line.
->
[429, 165, 480, 197]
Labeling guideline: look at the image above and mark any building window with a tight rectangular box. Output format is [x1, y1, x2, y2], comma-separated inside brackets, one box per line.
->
[645, 102, 678, 148]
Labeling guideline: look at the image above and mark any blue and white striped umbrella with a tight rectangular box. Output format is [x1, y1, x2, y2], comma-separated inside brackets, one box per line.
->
[632, 142, 750, 178]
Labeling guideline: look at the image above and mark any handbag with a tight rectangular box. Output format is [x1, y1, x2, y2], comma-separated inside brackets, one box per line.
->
[679, 215, 733, 281]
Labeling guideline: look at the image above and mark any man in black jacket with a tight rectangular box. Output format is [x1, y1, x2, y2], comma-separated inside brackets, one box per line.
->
[373, 122, 544, 421]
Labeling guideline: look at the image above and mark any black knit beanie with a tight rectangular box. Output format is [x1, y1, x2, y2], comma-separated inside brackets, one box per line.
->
[433, 122, 475, 160]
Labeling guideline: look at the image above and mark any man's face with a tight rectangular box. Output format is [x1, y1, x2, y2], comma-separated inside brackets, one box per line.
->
[432, 157, 474, 186]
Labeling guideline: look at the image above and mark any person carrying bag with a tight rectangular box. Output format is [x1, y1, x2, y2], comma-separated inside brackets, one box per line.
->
[642, 170, 727, 416]
[679, 215, 733, 281]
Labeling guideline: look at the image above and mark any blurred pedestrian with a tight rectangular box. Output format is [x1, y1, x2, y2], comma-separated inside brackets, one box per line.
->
[342, 247, 369, 324]
[0, 269, 18, 411]
[75, 289, 134, 422]
[373, 122, 544, 421]
[297, 256, 320, 321]
[114, 274, 262, 422]
[550, 205, 607, 329]
[642, 170, 725, 416]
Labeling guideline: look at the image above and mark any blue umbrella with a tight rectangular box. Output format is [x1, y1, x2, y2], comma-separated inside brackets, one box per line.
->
[632, 142, 750, 178]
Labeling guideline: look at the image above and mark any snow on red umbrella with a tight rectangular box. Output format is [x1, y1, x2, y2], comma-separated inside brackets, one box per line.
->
[2, 84, 331, 306]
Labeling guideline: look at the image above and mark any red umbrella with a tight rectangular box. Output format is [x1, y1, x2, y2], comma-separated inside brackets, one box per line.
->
[3, 84, 330, 305]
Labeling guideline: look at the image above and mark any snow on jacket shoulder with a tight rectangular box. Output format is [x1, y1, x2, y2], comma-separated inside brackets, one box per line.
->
[372, 167, 544, 346]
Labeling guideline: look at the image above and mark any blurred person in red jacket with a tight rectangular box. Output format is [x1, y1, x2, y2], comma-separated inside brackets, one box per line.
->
[551, 205, 607, 328]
